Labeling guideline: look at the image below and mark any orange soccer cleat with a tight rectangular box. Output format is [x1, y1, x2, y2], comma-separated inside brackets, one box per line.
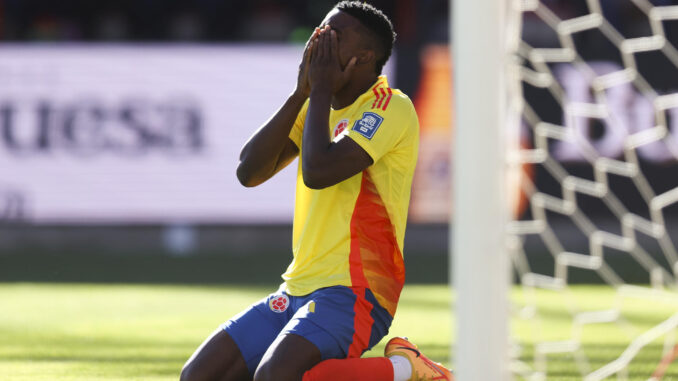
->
[384, 337, 454, 381]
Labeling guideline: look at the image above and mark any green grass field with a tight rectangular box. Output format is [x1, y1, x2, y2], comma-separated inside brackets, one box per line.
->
[1, 283, 677, 380]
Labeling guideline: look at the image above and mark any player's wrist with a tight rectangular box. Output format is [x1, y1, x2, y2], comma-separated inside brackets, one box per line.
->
[309, 84, 333, 98]
[290, 89, 309, 103]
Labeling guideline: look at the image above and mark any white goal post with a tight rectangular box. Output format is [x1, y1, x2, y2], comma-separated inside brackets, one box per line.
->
[451, 0, 521, 380]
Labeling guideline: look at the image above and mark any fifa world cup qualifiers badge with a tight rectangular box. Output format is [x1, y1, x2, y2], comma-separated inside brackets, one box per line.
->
[352, 112, 383, 140]
[269, 294, 290, 313]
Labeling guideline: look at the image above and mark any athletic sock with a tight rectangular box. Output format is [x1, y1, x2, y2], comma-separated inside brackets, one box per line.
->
[302, 357, 394, 381]
[390, 355, 413, 381]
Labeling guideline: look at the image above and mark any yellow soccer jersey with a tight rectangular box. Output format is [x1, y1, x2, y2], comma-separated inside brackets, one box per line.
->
[285, 75, 419, 316]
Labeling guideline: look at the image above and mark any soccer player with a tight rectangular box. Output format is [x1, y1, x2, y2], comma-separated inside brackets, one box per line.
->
[180, 2, 453, 381]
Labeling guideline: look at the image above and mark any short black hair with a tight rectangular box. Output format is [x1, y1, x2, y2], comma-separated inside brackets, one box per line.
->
[335, 1, 396, 74]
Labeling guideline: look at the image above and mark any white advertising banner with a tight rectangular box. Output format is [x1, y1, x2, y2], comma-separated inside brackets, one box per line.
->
[0, 44, 310, 224]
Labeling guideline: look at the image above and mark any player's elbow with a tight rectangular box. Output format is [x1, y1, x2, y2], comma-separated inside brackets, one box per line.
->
[302, 167, 333, 189]
[302, 155, 339, 189]
[236, 163, 262, 187]
[302, 174, 325, 189]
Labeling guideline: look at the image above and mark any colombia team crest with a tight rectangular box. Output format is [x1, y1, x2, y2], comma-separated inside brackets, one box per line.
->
[333, 119, 349, 138]
[269, 294, 289, 313]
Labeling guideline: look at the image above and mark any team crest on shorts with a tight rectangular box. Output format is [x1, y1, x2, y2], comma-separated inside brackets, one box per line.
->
[269, 294, 289, 313]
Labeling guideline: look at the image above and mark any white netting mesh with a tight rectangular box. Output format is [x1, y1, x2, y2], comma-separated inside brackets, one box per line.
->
[508, 0, 678, 379]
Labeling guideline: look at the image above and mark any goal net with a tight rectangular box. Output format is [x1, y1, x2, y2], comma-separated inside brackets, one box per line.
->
[453, 0, 678, 380]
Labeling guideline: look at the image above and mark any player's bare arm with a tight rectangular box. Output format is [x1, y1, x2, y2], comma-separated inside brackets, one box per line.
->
[302, 25, 373, 189]
[236, 29, 319, 187]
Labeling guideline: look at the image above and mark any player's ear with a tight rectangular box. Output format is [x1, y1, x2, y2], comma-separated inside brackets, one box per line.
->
[355, 49, 375, 66]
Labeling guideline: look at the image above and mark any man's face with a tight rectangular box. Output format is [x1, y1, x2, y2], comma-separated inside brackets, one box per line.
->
[319, 9, 368, 70]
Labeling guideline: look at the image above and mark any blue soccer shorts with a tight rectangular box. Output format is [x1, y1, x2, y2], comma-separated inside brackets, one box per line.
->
[220, 285, 393, 375]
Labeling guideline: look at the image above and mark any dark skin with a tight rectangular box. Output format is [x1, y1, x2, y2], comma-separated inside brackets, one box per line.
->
[180, 10, 382, 381]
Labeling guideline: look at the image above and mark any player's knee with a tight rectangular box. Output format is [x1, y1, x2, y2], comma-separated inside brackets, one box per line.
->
[254, 362, 304, 381]
[252, 364, 273, 381]
[179, 362, 203, 381]
[179, 365, 193, 381]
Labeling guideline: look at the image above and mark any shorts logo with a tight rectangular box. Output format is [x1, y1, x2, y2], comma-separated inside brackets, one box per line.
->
[352, 112, 383, 140]
[269, 294, 289, 313]
[333, 119, 349, 138]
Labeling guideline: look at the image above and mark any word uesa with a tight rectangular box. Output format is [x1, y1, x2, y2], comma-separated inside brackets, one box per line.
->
[0, 98, 204, 156]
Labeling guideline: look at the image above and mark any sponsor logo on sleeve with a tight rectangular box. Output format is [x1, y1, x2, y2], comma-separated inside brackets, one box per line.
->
[351, 112, 383, 140]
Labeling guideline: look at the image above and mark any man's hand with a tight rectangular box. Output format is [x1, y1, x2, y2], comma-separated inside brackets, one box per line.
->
[308, 26, 357, 95]
[294, 28, 321, 99]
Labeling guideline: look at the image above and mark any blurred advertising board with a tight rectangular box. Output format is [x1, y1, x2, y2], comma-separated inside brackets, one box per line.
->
[0, 45, 304, 224]
[2, 44, 676, 225]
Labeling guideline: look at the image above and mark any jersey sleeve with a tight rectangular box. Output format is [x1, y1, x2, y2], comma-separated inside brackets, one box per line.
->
[289, 100, 309, 149]
[344, 95, 414, 163]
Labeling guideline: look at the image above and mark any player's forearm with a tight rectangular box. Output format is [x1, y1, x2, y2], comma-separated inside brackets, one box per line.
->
[237, 92, 305, 186]
[301, 88, 334, 189]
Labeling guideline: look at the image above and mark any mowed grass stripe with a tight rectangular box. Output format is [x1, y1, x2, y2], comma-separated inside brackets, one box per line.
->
[1, 284, 677, 380]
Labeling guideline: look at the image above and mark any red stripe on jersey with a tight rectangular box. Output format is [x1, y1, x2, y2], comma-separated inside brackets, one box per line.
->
[347, 287, 375, 358]
[376, 87, 387, 109]
[381, 88, 393, 110]
[349, 175, 370, 289]
[371, 85, 382, 109]
[348, 171, 405, 317]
